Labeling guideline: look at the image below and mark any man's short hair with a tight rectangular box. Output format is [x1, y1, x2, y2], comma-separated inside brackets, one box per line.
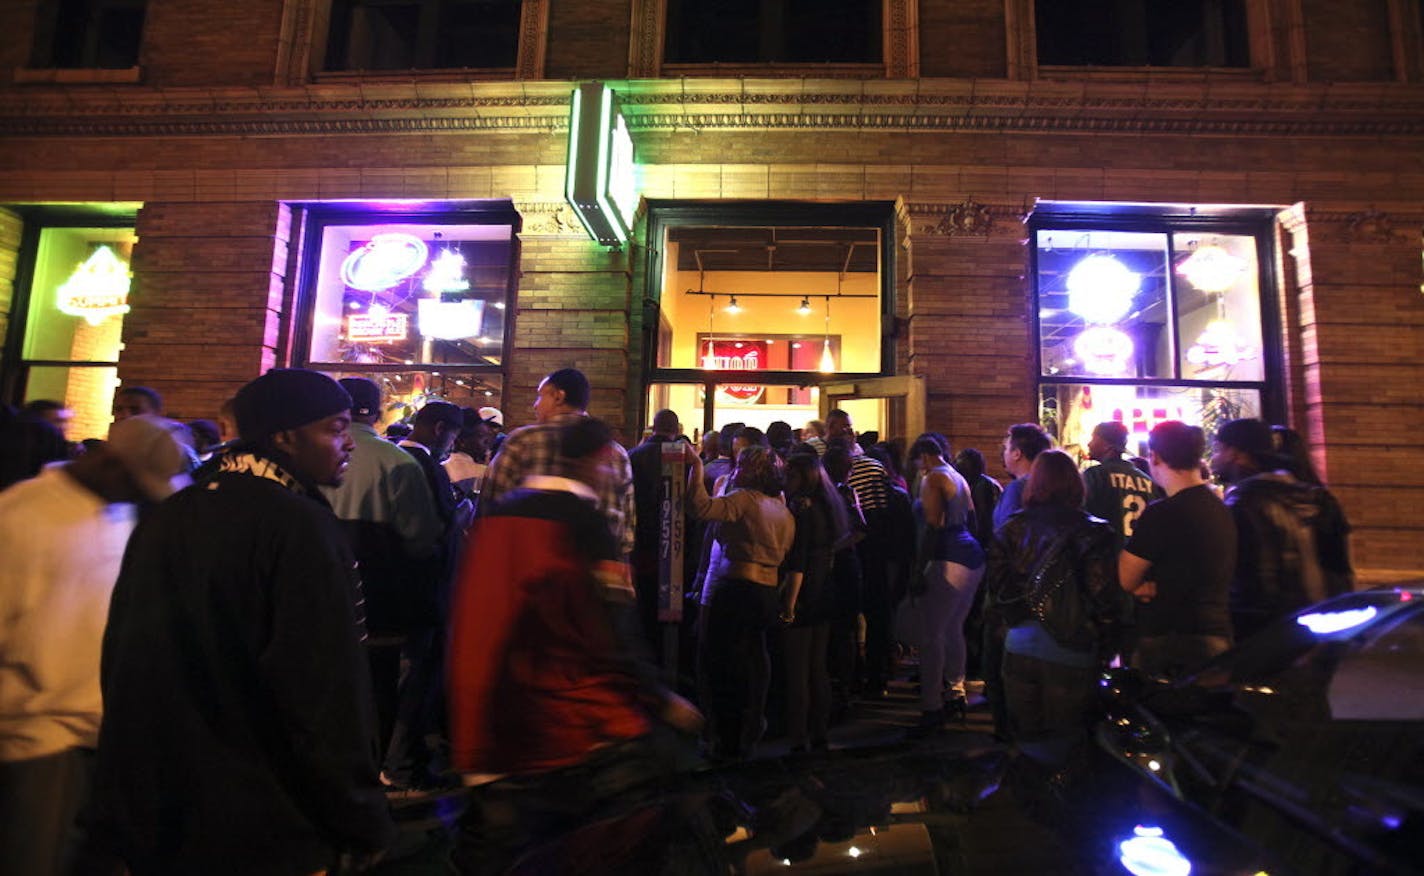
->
[1148, 421, 1206, 471]
[827, 409, 850, 425]
[1093, 421, 1129, 452]
[718, 421, 744, 452]
[412, 400, 463, 429]
[735, 426, 768, 448]
[954, 448, 986, 480]
[544, 368, 590, 411]
[1214, 418, 1274, 463]
[117, 386, 164, 413]
[651, 408, 680, 436]
[1007, 423, 1052, 462]
[559, 417, 612, 460]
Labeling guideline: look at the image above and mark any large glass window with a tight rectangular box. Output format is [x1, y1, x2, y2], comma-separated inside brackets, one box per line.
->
[299, 207, 518, 422]
[324, 0, 521, 71]
[1036, 0, 1250, 68]
[664, 0, 882, 64]
[15, 224, 136, 441]
[644, 204, 895, 441]
[1033, 207, 1275, 458]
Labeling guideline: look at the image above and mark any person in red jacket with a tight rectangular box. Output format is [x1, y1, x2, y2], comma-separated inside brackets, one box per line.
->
[447, 416, 701, 874]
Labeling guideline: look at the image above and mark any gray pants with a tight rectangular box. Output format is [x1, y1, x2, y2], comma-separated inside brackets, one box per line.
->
[918, 560, 985, 711]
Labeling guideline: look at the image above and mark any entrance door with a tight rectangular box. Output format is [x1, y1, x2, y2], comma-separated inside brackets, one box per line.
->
[820, 375, 926, 444]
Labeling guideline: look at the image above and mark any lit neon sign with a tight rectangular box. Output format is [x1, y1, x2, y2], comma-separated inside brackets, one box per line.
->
[57, 245, 132, 325]
[566, 82, 637, 246]
[347, 311, 409, 344]
[341, 233, 429, 291]
[423, 249, 470, 294]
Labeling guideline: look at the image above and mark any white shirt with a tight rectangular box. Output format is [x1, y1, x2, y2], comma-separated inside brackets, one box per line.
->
[0, 466, 138, 760]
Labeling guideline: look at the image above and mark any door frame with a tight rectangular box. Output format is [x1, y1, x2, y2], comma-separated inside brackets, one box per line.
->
[820, 375, 926, 443]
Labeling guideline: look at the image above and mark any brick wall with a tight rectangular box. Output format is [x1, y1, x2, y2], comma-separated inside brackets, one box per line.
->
[918, 0, 1008, 78]
[1300, 0, 1396, 81]
[124, 201, 292, 421]
[141, 0, 286, 87]
[507, 235, 633, 439]
[545, 0, 631, 80]
[1283, 207, 1424, 578]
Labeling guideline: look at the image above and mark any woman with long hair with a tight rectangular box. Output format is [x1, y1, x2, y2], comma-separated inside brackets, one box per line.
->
[907, 434, 985, 732]
[985, 449, 1123, 770]
[779, 452, 851, 753]
[685, 445, 795, 760]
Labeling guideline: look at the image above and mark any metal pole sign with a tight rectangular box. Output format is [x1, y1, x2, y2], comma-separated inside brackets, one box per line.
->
[656, 442, 686, 623]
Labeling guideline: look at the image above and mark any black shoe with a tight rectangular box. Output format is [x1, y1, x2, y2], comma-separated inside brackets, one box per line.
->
[946, 694, 968, 724]
[907, 709, 945, 739]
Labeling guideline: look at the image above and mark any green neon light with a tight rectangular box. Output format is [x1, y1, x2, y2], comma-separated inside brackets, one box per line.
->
[565, 82, 637, 246]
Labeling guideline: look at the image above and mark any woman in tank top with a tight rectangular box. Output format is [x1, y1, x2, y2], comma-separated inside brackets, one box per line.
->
[909, 433, 986, 732]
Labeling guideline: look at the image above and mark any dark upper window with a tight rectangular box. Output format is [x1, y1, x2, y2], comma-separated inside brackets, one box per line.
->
[31, 0, 145, 68]
[324, 0, 521, 71]
[664, 0, 882, 64]
[1036, 0, 1250, 68]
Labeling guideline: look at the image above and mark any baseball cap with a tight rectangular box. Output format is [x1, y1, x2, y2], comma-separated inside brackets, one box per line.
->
[107, 415, 195, 502]
[339, 377, 382, 418]
[477, 406, 503, 427]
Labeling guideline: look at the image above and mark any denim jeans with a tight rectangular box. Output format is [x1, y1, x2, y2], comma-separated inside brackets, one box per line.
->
[782, 622, 831, 749]
[918, 560, 985, 711]
[1001, 651, 1098, 767]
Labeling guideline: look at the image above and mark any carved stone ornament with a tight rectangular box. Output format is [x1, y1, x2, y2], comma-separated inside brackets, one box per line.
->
[922, 198, 993, 237]
[1344, 209, 1399, 243]
[520, 203, 583, 236]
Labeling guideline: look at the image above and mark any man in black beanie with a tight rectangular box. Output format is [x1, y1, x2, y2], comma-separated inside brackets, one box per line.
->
[1211, 417, 1353, 640]
[88, 369, 395, 874]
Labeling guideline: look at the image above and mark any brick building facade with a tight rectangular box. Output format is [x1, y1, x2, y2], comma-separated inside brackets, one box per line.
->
[1, 0, 1422, 580]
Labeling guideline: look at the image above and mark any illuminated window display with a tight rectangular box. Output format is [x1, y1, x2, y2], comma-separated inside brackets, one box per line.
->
[644, 210, 892, 439]
[300, 209, 518, 420]
[1033, 209, 1273, 455]
[19, 224, 136, 440]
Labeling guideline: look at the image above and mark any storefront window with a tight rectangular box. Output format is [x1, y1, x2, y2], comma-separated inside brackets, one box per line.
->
[16, 224, 135, 441]
[1032, 206, 1275, 456]
[644, 206, 894, 439]
[300, 207, 518, 422]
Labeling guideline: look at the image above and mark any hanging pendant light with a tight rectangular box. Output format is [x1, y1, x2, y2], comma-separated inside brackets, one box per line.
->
[797, 296, 812, 315]
[724, 295, 742, 314]
[819, 296, 836, 373]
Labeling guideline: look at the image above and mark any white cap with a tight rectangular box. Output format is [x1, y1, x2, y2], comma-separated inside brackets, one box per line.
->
[477, 406, 503, 427]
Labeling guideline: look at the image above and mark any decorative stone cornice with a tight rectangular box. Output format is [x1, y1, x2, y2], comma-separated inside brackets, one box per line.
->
[2, 78, 1423, 138]
[515, 200, 584, 236]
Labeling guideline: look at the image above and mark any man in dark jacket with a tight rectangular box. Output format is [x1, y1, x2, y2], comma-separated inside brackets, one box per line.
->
[628, 408, 683, 650]
[1211, 418, 1354, 641]
[89, 369, 395, 874]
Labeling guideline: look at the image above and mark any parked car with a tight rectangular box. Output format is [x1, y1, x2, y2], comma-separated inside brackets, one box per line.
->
[1098, 587, 1424, 875]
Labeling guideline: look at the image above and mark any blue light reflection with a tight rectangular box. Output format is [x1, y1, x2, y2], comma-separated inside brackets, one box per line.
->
[1296, 606, 1378, 635]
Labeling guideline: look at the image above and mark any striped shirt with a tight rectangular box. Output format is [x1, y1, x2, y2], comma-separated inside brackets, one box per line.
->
[846, 454, 890, 512]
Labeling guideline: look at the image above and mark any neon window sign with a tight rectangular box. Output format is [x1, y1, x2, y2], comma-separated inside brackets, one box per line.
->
[56, 245, 132, 325]
[340, 233, 429, 291]
[346, 310, 410, 344]
[566, 82, 638, 246]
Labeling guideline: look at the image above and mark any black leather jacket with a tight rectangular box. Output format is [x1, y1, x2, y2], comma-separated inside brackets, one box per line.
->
[985, 505, 1126, 653]
[1225, 473, 1353, 634]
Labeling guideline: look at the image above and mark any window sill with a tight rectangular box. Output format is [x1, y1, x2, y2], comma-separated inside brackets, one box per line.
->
[13, 66, 143, 84]
[661, 62, 885, 79]
[1036, 65, 1263, 83]
[312, 68, 517, 84]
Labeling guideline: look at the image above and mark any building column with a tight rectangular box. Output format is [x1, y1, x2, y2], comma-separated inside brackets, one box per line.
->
[1284, 202, 1424, 581]
[124, 201, 292, 421]
[511, 202, 633, 438]
[906, 198, 1034, 465]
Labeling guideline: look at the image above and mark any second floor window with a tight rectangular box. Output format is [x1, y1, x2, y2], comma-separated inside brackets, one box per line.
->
[1036, 0, 1250, 68]
[31, 0, 145, 68]
[664, 0, 882, 65]
[325, 0, 521, 71]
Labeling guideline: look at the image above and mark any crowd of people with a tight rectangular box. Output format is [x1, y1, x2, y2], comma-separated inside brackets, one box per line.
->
[0, 368, 1355, 873]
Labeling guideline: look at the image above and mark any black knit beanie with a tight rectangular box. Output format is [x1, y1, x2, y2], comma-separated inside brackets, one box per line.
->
[233, 369, 353, 442]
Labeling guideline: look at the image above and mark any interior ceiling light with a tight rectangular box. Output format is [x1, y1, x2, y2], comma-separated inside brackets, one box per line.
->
[1178, 243, 1246, 293]
[1067, 254, 1138, 324]
[724, 295, 742, 314]
[797, 296, 812, 315]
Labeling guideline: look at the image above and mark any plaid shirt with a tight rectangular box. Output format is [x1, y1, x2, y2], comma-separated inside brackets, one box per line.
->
[479, 412, 636, 560]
